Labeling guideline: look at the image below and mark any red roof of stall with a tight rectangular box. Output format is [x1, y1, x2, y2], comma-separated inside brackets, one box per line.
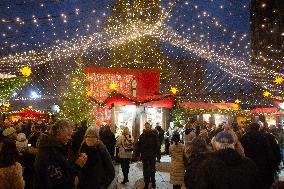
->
[12, 108, 47, 115]
[179, 102, 235, 110]
[91, 93, 175, 108]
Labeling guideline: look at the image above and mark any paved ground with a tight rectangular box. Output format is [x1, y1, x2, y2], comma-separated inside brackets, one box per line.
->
[115, 155, 186, 189]
[112, 155, 284, 189]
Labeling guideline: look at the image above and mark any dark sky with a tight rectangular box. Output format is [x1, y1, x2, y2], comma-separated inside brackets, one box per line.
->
[0, 0, 251, 100]
[0, 0, 250, 56]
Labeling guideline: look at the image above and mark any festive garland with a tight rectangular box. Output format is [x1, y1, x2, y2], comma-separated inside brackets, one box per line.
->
[89, 91, 173, 107]
[0, 77, 29, 100]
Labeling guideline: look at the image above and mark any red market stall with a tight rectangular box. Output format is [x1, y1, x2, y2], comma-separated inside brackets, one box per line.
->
[85, 67, 174, 138]
[5, 108, 50, 122]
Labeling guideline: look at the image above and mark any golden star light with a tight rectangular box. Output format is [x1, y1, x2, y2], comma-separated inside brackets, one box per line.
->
[20, 66, 32, 77]
[170, 87, 178, 95]
[274, 76, 284, 85]
[263, 91, 271, 97]
[234, 99, 241, 104]
[109, 83, 118, 91]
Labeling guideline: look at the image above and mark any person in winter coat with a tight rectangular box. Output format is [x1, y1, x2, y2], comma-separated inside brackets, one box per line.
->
[99, 123, 116, 160]
[241, 123, 281, 189]
[189, 148, 264, 189]
[170, 133, 185, 189]
[116, 127, 134, 184]
[72, 120, 88, 157]
[155, 123, 164, 162]
[0, 138, 25, 189]
[184, 137, 210, 189]
[77, 126, 115, 189]
[135, 122, 159, 189]
[34, 120, 87, 189]
[16, 133, 36, 189]
[183, 123, 196, 158]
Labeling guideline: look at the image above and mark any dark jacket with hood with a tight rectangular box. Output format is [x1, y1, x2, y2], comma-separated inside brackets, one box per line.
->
[185, 148, 263, 189]
[77, 142, 115, 189]
[33, 134, 80, 189]
[136, 129, 159, 160]
[241, 129, 280, 189]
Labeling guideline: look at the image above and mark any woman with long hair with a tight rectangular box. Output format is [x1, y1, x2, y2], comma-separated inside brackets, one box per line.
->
[0, 138, 25, 189]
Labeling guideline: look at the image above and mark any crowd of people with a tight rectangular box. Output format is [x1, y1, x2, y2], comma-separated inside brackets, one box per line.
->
[0, 118, 283, 189]
[169, 120, 284, 189]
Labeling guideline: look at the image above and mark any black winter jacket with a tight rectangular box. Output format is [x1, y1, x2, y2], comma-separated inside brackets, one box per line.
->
[136, 129, 159, 160]
[77, 142, 115, 189]
[33, 134, 80, 189]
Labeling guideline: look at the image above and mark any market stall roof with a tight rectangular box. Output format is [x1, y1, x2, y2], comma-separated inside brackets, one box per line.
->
[248, 107, 284, 115]
[8, 108, 47, 115]
[179, 102, 235, 110]
[90, 92, 175, 108]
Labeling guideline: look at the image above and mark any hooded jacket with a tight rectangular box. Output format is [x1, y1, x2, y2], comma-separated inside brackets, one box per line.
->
[185, 148, 263, 189]
[33, 134, 80, 189]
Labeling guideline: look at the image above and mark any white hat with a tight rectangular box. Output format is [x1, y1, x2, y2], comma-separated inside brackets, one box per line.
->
[16, 133, 28, 152]
[2, 127, 16, 137]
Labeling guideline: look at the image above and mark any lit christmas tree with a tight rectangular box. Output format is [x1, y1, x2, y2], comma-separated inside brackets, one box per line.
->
[59, 59, 95, 124]
[0, 66, 31, 100]
[107, 0, 169, 82]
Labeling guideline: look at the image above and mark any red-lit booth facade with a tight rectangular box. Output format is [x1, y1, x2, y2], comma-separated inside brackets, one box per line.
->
[85, 67, 174, 139]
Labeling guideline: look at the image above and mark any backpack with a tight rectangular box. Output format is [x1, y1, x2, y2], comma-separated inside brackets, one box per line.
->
[122, 135, 134, 152]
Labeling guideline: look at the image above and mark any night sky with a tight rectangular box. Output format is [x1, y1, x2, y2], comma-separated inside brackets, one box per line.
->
[0, 0, 252, 102]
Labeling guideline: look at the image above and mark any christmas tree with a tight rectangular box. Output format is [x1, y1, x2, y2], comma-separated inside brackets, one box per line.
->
[0, 66, 31, 100]
[59, 59, 95, 124]
[107, 0, 169, 82]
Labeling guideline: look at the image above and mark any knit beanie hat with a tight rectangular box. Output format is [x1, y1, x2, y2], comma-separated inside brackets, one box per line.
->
[2, 127, 16, 137]
[215, 131, 233, 144]
[16, 133, 28, 152]
[84, 126, 99, 138]
[212, 131, 235, 151]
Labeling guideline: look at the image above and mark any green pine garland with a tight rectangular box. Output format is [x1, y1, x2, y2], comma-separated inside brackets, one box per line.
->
[0, 77, 29, 100]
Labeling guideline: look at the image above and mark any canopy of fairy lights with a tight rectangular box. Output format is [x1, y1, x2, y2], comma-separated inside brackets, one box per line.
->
[0, 0, 283, 106]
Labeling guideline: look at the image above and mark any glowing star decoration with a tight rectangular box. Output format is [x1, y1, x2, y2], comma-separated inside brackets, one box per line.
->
[234, 99, 241, 104]
[20, 66, 32, 77]
[170, 87, 178, 95]
[3, 102, 10, 108]
[86, 91, 93, 97]
[28, 106, 33, 109]
[109, 83, 118, 91]
[233, 103, 239, 110]
[263, 91, 271, 97]
[274, 76, 284, 85]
